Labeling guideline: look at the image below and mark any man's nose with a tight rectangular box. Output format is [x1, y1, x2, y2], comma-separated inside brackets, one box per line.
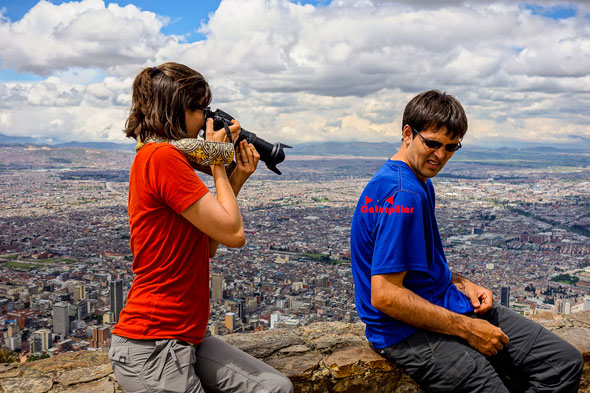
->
[433, 146, 446, 161]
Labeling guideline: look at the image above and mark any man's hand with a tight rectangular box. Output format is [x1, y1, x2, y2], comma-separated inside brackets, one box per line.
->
[464, 318, 509, 356]
[452, 273, 493, 314]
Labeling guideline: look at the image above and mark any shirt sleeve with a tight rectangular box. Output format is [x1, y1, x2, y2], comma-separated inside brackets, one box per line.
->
[371, 190, 428, 275]
[147, 145, 209, 214]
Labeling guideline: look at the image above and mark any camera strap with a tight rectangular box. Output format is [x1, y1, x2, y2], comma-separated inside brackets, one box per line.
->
[136, 137, 236, 177]
[223, 124, 234, 145]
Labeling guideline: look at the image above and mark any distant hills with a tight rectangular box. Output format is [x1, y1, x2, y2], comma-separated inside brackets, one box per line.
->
[1, 133, 589, 157]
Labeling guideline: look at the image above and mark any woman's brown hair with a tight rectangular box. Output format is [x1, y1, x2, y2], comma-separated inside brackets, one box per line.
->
[124, 62, 212, 141]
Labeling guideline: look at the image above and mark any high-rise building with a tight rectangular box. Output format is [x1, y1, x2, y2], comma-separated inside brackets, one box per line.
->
[90, 325, 111, 348]
[500, 286, 510, 308]
[109, 279, 124, 323]
[73, 284, 86, 302]
[6, 335, 22, 352]
[53, 302, 70, 339]
[211, 274, 224, 301]
[31, 328, 52, 354]
[76, 299, 89, 320]
[224, 312, 236, 333]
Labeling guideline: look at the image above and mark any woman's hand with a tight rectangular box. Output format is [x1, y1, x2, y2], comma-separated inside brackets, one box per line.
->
[205, 118, 241, 144]
[232, 140, 260, 184]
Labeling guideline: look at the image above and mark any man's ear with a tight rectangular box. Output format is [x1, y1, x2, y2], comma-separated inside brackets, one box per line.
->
[401, 124, 413, 145]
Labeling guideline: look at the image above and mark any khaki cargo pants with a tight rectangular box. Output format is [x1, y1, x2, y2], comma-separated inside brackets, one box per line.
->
[109, 333, 293, 393]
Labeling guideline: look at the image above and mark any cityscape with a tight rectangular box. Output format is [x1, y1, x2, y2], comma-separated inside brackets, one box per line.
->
[1, 143, 589, 360]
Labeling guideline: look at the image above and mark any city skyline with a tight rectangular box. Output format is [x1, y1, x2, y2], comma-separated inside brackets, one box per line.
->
[0, 145, 589, 357]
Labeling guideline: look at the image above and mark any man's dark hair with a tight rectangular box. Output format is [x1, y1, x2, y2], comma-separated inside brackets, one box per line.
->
[124, 62, 212, 142]
[402, 90, 468, 140]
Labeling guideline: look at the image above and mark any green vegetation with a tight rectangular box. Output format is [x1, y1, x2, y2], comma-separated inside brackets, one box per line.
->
[0, 349, 18, 363]
[27, 353, 50, 362]
[6, 262, 35, 271]
[0, 254, 19, 260]
[551, 273, 579, 286]
[312, 197, 329, 203]
[300, 252, 349, 265]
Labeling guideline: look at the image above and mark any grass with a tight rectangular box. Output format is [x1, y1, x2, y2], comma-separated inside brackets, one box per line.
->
[6, 262, 35, 271]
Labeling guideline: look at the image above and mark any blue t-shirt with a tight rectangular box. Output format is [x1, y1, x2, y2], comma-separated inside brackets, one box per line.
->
[350, 160, 473, 349]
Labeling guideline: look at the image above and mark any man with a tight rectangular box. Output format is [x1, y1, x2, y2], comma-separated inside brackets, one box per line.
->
[350, 90, 583, 392]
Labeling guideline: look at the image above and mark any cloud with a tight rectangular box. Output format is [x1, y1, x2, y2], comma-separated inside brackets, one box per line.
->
[0, 0, 589, 146]
[0, 0, 173, 75]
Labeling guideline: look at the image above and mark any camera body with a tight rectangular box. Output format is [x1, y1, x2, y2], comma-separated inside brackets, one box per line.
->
[202, 109, 291, 175]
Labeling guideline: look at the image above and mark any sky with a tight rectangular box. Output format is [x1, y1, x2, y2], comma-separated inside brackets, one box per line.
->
[0, 0, 589, 147]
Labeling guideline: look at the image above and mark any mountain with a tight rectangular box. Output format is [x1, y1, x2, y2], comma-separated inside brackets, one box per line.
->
[290, 141, 400, 157]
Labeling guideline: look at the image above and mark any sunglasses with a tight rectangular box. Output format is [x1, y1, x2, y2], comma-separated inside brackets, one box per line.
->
[411, 127, 462, 152]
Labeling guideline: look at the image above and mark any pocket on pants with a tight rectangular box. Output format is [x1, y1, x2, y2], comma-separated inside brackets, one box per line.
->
[428, 350, 476, 392]
[110, 345, 144, 392]
[141, 340, 199, 393]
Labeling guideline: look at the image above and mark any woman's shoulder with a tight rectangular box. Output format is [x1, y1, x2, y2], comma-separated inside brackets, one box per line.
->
[136, 142, 187, 164]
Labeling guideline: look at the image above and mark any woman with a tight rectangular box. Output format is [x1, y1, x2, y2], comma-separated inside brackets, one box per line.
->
[109, 62, 293, 393]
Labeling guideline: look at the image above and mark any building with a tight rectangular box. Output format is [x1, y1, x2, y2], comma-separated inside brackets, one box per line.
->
[6, 335, 22, 352]
[211, 274, 224, 301]
[31, 328, 52, 354]
[76, 299, 89, 320]
[90, 325, 110, 348]
[500, 286, 510, 308]
[53, 302, 70, 339]
[109, 279, 124, 323]
[224, 312, 236, 333]
[73, 284, 86, 302]
[238, 299, 246, 323]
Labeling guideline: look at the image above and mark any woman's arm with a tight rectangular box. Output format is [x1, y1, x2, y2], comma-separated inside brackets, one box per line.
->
[180, 118, 245, 248]
[208, 140, 260, 257]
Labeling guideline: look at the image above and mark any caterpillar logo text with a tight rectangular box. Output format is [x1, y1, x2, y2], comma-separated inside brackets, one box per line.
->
[360, 195, 414, 215]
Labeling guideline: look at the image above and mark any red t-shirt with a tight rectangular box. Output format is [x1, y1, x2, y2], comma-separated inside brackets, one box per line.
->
[113, 143, 210, 344]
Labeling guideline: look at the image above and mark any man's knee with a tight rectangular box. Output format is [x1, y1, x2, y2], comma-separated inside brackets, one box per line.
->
[564, 346, 584, 386]
[266, 373, 294, 393]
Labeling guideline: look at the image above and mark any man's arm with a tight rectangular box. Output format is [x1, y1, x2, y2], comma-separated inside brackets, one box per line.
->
[371, 272, 509, 356]
[451, 272, 493, 314]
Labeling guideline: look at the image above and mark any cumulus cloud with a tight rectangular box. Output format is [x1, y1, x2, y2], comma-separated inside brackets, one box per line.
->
[0, 0, 589, 146]
[0, 0, 173, 75]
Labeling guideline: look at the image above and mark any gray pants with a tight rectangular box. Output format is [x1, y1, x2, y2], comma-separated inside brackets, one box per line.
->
[109, 333, 294, 393]
[373, 304, 583, 393]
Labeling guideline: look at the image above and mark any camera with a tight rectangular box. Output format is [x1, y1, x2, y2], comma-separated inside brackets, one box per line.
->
[201, 109, 292, 175]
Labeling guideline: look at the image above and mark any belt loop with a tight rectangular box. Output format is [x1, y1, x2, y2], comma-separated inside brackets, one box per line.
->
[154, 340, 181, 381]
[155, 340, 173, 381]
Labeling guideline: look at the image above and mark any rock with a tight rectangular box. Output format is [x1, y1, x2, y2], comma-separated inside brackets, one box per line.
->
[279, 345, 312, 355]
[0, 377, 53, 393]
[0, 316, 588, 393]
[220, 328, 304, 358]
[324, 344, 395, 379]
[56, 364, 112, 386]
[267, 352, 323, 379]
[59, 377, 114, 393]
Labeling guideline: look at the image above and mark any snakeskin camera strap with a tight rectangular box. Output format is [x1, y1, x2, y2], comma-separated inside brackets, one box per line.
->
[136, 137, 236, 176]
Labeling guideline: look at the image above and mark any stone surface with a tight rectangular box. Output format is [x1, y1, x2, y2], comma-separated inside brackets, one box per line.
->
[56, 364, 112, 386]
[220, 328, 304, 358]
[0, 377, 53, 393]
[59, 377, 114, 393]
[1, 314, 589, 393]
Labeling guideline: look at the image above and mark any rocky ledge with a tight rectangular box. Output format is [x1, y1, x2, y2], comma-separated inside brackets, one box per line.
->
[1, 311, 589, 393]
